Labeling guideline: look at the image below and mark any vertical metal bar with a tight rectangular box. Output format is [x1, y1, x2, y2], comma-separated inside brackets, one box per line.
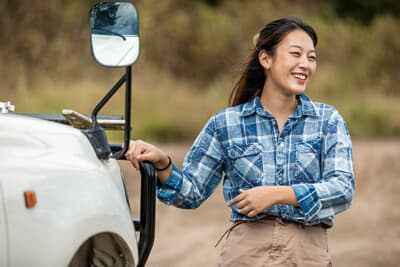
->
[137, 161, 156, 267]
[119, 66, 132, 158]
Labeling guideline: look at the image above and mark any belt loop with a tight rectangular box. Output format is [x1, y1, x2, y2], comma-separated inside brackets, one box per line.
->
[275, 216, 286, 225]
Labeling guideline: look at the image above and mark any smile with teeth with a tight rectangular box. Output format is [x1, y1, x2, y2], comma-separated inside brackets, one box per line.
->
[292, 73, 307, 80]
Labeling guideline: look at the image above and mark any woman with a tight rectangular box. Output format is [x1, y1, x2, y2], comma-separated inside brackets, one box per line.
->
[125, 18, 354, 266]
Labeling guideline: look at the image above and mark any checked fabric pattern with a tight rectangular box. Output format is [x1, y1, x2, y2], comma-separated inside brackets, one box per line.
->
[156, 94, 355, 227]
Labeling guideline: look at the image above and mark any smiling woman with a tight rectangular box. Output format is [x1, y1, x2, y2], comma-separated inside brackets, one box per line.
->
[125, 17, 354, 267]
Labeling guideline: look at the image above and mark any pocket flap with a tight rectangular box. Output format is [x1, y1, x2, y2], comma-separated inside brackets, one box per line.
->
[228, 143, 261, 159]
[296, 142, 318, 153]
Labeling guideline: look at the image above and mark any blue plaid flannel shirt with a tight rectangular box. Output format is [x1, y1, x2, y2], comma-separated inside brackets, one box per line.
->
[156, 94, 355, 227]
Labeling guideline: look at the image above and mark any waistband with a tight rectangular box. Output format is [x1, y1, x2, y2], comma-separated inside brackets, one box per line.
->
[214, 216, 325, 248]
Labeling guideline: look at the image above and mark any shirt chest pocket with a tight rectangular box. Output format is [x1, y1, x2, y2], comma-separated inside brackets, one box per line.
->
[227, 143, 263, 188]
[295, 140, 321, 183]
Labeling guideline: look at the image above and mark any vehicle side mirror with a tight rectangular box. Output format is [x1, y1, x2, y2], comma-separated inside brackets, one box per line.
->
[89, 2, 139, 67]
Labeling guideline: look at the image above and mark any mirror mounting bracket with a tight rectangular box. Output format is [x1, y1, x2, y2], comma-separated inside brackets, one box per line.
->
[85, 66, 132, 159]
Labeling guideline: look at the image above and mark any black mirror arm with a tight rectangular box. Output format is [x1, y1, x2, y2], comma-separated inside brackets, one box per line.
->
[84, 74, 126, 160]
[91, 73, 127, 129]
[88, 67, 132, 160]
[118, 66, 132, 159]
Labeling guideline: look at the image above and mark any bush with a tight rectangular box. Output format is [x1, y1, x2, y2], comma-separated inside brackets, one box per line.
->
[2, 0, 400, 141]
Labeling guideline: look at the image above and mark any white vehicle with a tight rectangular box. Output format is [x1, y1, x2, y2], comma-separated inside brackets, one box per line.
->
[0, 2, 155, 267]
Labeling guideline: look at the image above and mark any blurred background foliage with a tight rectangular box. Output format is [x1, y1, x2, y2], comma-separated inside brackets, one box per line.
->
[0, 0, 399, 142]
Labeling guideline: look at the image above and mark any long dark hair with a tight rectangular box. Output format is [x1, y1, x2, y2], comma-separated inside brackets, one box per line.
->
[229, 18, 318, 106]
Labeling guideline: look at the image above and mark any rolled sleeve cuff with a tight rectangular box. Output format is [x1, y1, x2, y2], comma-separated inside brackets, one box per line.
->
[292, 184, 322, 220]
[156, 164, 182, 205]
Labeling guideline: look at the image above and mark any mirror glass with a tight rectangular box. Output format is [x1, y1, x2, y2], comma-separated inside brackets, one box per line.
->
[90, 2, 139, 67]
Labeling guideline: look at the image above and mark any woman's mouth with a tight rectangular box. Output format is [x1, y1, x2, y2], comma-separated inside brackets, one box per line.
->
[292, 72, 307, 83]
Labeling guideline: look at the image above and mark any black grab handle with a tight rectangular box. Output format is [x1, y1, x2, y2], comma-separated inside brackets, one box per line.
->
[137, 161, 156, 267]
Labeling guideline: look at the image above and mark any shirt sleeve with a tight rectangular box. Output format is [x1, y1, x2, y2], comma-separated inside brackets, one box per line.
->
[156, 115, 224, 209]
[292, 111, 355, 221]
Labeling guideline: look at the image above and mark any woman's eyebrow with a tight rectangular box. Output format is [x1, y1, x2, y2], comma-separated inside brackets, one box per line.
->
[289, 45, 316, 53]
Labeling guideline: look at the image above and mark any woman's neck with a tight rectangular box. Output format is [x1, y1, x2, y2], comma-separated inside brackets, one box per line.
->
[259, 87, 299, 118]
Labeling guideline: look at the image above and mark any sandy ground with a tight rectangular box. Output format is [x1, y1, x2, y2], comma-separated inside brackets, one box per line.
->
[119, 139, 400, 267]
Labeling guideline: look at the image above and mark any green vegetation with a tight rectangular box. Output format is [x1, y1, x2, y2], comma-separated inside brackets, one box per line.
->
[1, 0, 399, 142]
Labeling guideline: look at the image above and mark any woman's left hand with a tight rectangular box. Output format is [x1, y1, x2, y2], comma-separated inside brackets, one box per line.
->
[227, 186, 277, 217]
[227, 186, 299, 217]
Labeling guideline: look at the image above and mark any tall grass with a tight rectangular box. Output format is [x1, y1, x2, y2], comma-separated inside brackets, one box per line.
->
[1, 0, 399, 141]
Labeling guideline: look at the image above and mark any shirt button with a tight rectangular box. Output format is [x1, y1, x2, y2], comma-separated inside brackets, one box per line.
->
[272, 121, 276, 125]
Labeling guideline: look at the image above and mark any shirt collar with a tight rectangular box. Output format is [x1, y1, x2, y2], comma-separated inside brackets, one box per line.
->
[297, 93, 319, 117]
[240, 96, 272, 117]
[240, 94, 319, 118]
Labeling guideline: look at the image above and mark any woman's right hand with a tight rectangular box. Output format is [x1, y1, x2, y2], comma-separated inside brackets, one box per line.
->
[125, 140, 173, 185]
[125, 140, 170, 171]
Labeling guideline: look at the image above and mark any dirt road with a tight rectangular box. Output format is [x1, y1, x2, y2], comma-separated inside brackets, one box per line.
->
[120, 139, 400, 267]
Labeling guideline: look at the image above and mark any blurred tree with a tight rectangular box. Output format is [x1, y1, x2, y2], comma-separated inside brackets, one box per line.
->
[327, 0, 400, 24]
[203, 0, 225, 7]
[91, 2, 120, 29]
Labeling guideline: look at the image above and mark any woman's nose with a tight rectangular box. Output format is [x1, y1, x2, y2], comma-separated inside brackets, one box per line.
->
[298, 56, 311, 70]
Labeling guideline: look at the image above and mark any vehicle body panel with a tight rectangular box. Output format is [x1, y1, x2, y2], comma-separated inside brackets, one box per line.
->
[0, 114, 138, 266]
[0, 181, 8, 266]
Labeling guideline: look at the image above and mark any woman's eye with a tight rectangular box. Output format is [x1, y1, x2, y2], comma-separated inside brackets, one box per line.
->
[290, 52, 300, 56]
[309, 56, 317, 61]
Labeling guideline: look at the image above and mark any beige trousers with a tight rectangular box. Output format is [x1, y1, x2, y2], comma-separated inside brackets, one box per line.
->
[219, 218, 332, 267]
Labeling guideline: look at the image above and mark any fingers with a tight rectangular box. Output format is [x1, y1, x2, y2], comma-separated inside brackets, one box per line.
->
[240, 204, 252, 214]
[227, 188, 260, 217]
[239, 203, 259, 217]
[125, 140, 139, 169]
[235, 199, 248, 209]
[125, 140, 150, 170]
[227, 192, 245, 207]
[227, 189, 248, 207]
[125, 139, 167, 171]
[136, 151, 155, 162]
[247, 210, 257, 217]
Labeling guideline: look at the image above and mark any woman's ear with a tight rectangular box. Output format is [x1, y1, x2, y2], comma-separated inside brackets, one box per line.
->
[258, 50, 272, 70]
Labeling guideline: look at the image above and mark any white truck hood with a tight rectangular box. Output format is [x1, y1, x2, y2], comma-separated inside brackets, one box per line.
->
[0, 114, 99, 167]
[0, 114, 138, 266]
[0, 113, 126, 199]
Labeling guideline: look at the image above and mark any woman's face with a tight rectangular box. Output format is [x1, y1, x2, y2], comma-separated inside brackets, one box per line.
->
[260, 29, 317, 96]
